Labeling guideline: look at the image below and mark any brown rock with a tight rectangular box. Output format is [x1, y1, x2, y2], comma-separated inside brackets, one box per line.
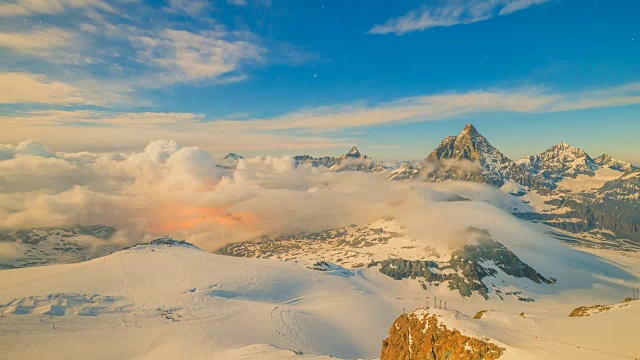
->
[381, 308, 505, 360]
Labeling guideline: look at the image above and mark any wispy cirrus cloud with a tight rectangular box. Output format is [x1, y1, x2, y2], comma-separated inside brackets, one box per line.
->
[165, 0, 212, 16]
[2, 82, 639, 154]
[369, 0, 552, 35]
[0, 0, 115, 17]
[0, 0, 307, 104]
[132, 29, 265, 84]
[0, 28, 74, 54]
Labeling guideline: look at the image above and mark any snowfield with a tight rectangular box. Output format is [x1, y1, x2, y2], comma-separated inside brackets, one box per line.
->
[0, 240, 639, 359]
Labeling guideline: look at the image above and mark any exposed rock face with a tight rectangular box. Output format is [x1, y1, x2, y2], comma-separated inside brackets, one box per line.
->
[425, 124, 553, 191]
[519, 142, 598, 181]
[381, 308, 505, 360]
[373, 228, 554, 299]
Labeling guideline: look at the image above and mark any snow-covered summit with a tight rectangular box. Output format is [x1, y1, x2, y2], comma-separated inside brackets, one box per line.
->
[519, 142, 598, 181]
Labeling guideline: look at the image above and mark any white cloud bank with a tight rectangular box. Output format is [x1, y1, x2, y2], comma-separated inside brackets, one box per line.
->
[0, 139, 534, 254]
[369, 0, 552, 35]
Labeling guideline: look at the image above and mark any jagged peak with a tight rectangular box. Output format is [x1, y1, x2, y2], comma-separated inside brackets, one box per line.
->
[544, 142, 589, 157]
[458, 123, 480, 137]
[344, 146, 366, 159]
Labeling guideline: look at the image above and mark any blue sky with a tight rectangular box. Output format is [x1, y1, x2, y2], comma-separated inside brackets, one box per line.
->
[1, 0, 639, 163]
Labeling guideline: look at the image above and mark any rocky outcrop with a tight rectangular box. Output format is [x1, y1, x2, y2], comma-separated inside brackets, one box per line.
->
[381, 308, 505, 360]
[373, 227, 554, 299]
[569, 298, 636, 317]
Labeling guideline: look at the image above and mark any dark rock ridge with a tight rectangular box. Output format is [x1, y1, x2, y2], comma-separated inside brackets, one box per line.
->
[121, 237, 200, 251]
[372, 228, 554, 299]
[381, 308, 505, 360]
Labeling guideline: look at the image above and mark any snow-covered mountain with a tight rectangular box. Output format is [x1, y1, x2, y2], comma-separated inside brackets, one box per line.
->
[0, 225, 117, 269]
[518, 142, 599, 181]
[218, 219, 557, 301]
[423, 124, 553, 190]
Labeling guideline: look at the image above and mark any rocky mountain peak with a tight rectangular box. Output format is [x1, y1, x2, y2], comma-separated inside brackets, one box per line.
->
[346, 146, 362, 158]
[424, 123, 553, 190]
[459, 122, 480, 136]
[519, 142, 597, 181]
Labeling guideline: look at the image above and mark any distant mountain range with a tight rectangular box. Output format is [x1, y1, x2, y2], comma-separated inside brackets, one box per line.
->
[283, 123, 639, 246]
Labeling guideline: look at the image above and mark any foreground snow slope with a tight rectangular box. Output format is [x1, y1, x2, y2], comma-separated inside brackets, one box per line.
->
[0, 241, 638, 359]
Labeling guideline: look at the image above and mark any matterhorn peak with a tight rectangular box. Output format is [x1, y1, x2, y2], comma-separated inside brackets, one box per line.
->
[346, 146, 363, 158]
[459, 123, 479, 136]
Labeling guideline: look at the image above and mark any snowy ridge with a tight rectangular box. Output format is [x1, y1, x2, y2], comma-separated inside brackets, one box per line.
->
[519, 142, 599, 181]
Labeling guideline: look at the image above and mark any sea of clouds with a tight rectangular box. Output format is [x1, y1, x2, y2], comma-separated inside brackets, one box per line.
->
[0, 139, 541, 254]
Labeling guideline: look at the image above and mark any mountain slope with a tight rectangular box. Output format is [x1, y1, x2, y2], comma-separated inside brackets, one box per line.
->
[0, 237, 637, 360]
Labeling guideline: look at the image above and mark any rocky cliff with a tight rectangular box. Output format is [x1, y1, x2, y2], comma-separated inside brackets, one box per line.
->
[381, 308, 505, 360]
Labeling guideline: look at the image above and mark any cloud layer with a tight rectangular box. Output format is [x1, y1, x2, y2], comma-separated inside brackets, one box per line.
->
[369, 0, 552, 35]
[0, 139, 535, 254]
[1, 83, 638, 155]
